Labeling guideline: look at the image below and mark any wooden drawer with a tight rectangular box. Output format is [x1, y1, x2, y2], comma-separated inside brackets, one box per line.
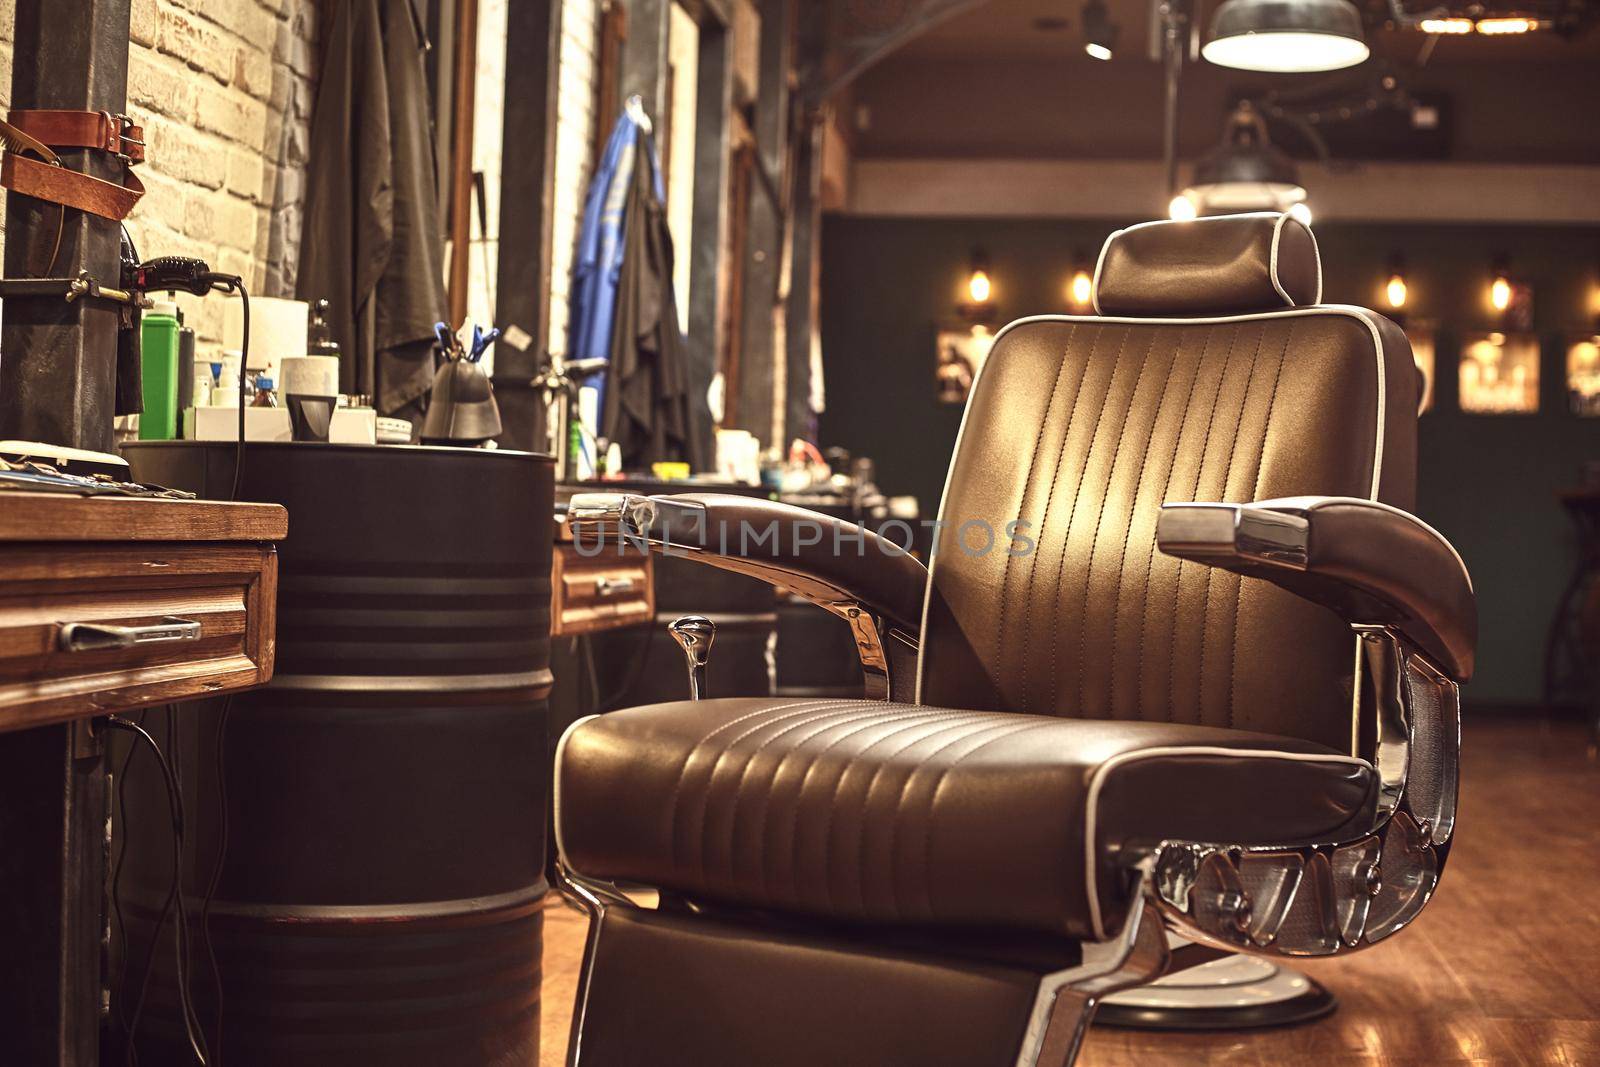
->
[0, 540, 277, 732]
[552, 544, 653, 636]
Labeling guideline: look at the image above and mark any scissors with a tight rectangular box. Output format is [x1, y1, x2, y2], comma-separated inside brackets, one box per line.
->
[434, 321, 501, 363]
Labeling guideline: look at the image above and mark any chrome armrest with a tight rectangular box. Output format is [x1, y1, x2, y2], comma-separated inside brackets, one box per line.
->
[1145, 627, 1460, 959]
[1146, 494, 1471, 959]
[568, 491, 928, 699]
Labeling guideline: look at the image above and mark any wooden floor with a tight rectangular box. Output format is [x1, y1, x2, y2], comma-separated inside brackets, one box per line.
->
[537, 716, 1600, 1066]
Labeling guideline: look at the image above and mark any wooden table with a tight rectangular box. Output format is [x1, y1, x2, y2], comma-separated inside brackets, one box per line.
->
[0, 490, 286, 1067]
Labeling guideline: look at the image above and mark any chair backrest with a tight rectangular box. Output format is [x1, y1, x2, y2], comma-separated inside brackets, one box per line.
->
[917, 213, 1418, 753]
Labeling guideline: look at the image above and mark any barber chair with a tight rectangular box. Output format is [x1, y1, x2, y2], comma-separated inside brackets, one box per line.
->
[558, 212, 1474, 1067]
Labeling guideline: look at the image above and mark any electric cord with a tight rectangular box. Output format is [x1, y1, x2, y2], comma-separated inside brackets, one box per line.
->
[105, 713, 210, 1067]
[198, 696, 233, 1066]
[215, 280, 249, 502]
[110, 711, 146, 1039]
[166, 710, 211, 1063]
[127, 259, 249, 501]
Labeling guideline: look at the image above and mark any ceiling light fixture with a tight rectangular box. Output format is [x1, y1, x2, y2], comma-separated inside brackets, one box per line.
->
[1179, 102, 1309, 217]
[1082, 0, 1120, 60]
[1202, 0, 1370, 73]
[1419, 17, 1474, 32]
[1475, 16, 1541, 33]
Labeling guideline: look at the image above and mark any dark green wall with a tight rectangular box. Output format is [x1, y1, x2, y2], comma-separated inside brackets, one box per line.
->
[819, 215, 1600, 707]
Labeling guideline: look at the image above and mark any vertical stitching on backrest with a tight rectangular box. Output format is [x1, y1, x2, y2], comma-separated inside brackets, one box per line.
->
[1199, 324, 1267, 730]
[1104, 330, 1178, 720]
[1047, 326, 1131, 717]
[1228, 321, 1295, 730]
[1168, 324, 1239, 726]
[1132, 329, 1203, 723]
[1076, 330, 1159, 721]
[1016, 325, 1095, 714]
[991, 324, 1080, 708]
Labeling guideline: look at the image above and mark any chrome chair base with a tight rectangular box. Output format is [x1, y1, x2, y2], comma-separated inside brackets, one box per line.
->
[1097, 954, 1337, 1031]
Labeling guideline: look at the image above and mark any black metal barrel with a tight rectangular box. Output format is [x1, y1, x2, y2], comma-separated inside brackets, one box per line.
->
[120, 442, 554, 1066]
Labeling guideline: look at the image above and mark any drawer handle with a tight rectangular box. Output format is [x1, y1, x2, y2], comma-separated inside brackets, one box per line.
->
[594, 576, 636, 598]
[58, 616, 203, 653]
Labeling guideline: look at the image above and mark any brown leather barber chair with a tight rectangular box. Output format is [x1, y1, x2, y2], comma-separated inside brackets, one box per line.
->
[559, 212, 1475, 1067]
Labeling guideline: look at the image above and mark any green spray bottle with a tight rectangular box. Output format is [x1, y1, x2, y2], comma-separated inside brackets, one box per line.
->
[139, 298, 181, 440]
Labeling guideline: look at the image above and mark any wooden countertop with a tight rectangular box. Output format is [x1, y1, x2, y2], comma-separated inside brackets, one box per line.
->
[0, 491, 288, 542]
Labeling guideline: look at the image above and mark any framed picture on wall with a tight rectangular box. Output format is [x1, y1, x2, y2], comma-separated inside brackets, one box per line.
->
[936, 324, 996, 405]
[1459, 331, 1540, 415]
[1567, 332, 1600, 416]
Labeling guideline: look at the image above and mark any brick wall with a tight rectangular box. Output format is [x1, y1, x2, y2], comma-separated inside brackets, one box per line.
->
[0, 0, 321, 358]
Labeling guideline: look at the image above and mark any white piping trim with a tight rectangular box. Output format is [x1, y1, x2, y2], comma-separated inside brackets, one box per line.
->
[552, 713, 602, 870]
[1082, 746, 1375, 940]
[1267, 212, 1323, 306]
[1093, 212, 1322, 315]
[916, 305, 1392, 702]
[1089, 227, 1121, 316]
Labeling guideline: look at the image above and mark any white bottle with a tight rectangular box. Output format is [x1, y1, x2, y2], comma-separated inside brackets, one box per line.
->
[215, 350, 243, 407]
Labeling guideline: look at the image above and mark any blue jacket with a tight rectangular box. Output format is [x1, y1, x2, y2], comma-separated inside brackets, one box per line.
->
[566, 100, 667, 409]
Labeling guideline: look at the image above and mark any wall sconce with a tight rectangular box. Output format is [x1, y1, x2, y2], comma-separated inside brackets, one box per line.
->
[1486, 254, 1534, 330]
[1384, 256, 1407, 311]
[959, 249, 997, 323]
[1489, 255, 1512, 313]
[1068, 252, 1094, 310]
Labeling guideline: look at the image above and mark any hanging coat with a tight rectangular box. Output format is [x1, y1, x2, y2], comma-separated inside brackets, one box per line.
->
[601, 128, 696, 468]
[297, 0, 448, 419]
[565, 108, 644, 372]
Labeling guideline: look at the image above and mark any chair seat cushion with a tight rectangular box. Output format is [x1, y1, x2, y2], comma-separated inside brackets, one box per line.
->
[556, 698, 1375, 939]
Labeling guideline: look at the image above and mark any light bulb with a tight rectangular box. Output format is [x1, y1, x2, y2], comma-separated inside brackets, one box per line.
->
[1490, 276, 1512, 312]
[968, 270, 992, 305]
[1168, 195, 1198, 220]
[1070, 270, 1093, 307]
[1476, 17, 1538, 33]
[1420, 17, 1473, 33]
[1085, 42, 1113, 60]
[1386, 274, 1407, 309]
[1287, 202, 1313, 225]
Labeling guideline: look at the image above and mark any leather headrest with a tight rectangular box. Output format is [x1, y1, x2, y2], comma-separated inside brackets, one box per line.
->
[1093, 212, 1322, 317]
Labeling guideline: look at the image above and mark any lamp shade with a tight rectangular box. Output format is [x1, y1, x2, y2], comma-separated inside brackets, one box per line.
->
[1202, 0, 1370, 72]
[1182, 102, 1307, 215]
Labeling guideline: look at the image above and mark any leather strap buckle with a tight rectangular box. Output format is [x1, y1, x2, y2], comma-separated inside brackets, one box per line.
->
[95, 111, 145, 164]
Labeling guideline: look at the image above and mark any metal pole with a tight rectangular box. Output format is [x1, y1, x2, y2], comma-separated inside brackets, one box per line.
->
[685, 9, 735, 469]
[491, 0, 562, 452]
[734, 0, 793, 446]
[447, 0, 480, 328]
[0, 0, 132, 451]
[1161, 0, 1186, 199]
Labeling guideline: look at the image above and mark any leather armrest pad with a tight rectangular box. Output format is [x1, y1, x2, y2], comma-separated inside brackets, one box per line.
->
[578, 492, 928, 632]
[1158, 496, 1476, 681]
